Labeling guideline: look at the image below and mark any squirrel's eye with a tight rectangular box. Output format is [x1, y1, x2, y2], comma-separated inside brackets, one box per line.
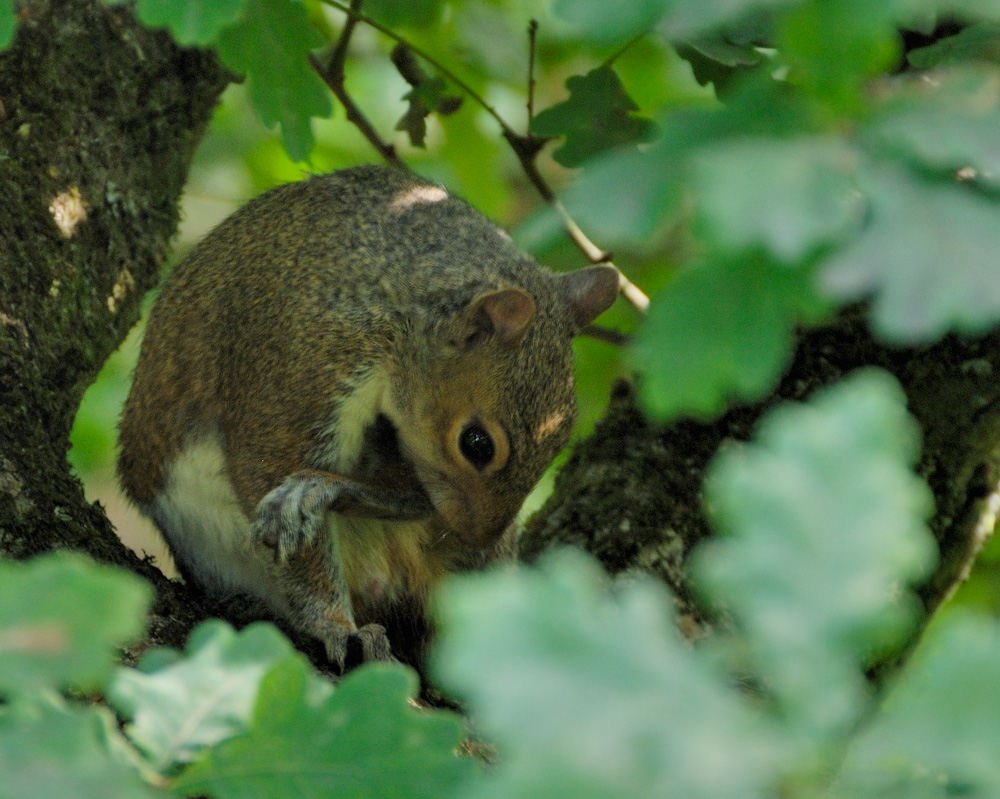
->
[459, 423, 495, 470]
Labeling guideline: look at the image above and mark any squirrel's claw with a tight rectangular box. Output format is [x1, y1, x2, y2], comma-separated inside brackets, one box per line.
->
[250, 472, 338, 560]
[324, 622, 396, 672]
[251, 470, 435, 562]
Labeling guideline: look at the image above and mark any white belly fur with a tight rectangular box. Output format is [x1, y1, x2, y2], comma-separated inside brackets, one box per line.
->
[147, 429, 284, 610]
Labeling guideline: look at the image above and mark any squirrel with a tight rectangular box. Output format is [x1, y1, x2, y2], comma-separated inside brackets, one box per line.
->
[117, 165, 618, 672]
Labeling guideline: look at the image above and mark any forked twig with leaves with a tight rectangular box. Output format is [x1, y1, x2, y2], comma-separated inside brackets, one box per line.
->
[314, 0, 650, 316]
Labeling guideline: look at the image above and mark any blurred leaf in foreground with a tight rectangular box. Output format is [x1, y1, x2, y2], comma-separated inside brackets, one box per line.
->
[0, 700, 159, 799]
[691, 136, 863, 262]
[838, 611, 1000, 797]
[433, 550, 783, 799]
[907, 22, 1000, 68]
[0, 552, 151, 695]
[821, 162, 1000, 343]
[694, 369, 936, 749]
[867, 66, 1000, 190]
[630, 252, 830, 420]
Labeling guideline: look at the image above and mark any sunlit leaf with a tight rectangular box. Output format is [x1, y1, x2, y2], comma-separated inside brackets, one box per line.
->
[111, 621, 310, 771]
[216, 0, 331, 162]
[550, 0, 665, 43]
[134, 0, 248, 46]
[779, 0, 900, 110]
[0, 0, 15, 50]
[364, 0, 446, 28]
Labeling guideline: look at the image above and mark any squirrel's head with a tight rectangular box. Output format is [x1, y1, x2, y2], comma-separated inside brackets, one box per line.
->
[385, 264, 619, 548]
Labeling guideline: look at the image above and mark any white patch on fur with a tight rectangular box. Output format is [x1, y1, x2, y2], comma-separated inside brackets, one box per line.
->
[149, 429, 281, 608]
[389, 184, 448, 211]
[535, 405, 570, 443]
[316, 369, 390, 472]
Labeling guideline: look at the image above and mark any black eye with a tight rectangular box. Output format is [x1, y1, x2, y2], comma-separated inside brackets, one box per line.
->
[459, 423, 495, 470]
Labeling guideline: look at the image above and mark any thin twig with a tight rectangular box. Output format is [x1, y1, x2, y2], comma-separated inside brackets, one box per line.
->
[527, 19, 539, 124]
[329, 0, 359, 74]
[581, 324, 632, 347]
[310, 0, 404, 169]
[505, 128, 650, 312]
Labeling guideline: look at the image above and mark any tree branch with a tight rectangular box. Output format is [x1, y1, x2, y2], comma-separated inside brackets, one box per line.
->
[0, 0, 230, 650]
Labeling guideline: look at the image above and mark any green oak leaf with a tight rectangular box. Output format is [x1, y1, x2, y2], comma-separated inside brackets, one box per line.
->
[630, 253, 831, 420]
[134, 0, 248, 46]
[779, 0, 900, 111]
[562, 143, 683, 246]
[364, 0, 445, 28]
[216, 0, 331, 162]
[110, 621, 311, 772]
[693, 369, 936, 748]
[659, 0, 798, 40]
[0, 552, 151, 695]
[433, 549, 783, 799]
[821, 161, 1000, 342]
[908, 22, 1000, 68]
[0, 700, 159, 799]
[173, 661, 471, 799]
[838, 612, 1000, 796]
[675, 36, 766, 94]
[561, 74, 823, 247]
[550, 0, 665, 43]
[691, 136, 863, 262]
[531, 65, 657, 168]
[868, 66, 1000, 189]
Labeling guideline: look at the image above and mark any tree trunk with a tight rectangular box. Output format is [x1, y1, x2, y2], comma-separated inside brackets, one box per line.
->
[0, 0, 229, 651]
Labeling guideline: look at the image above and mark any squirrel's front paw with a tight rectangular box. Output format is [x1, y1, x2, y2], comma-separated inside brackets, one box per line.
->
[325, 622, 395, 672]
[250, 472, 336, 560]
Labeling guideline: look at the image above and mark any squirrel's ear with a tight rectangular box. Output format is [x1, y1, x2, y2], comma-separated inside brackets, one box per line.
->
[459, 287, 536, 348]
[556, 265, 620, 330]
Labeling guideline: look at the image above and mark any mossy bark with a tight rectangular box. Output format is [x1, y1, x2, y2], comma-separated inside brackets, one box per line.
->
[0, 0, 229, 650]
